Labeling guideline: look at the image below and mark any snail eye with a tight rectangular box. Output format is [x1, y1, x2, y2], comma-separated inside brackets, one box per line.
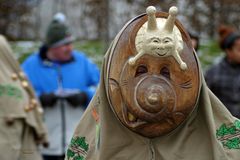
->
[163, 38, 172, 44]
[164, 40, 170, 43]
[160, 67, 170, 79]
[135, 65, 148, 77]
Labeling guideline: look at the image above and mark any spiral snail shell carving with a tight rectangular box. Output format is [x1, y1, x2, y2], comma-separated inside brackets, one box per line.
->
[107, 6, 200, 137]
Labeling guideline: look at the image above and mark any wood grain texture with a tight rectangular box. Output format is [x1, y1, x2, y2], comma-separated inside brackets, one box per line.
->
[107, 12, 200, 138]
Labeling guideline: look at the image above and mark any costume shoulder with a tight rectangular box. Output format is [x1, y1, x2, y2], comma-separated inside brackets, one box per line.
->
[66, 93, 98, 160]
[0, 35, 7, 45]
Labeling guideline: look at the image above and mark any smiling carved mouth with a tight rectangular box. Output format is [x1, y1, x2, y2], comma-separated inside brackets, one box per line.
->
[155, 49, 169, 56]
[121, 103, 177, 131]
[122, 104, 146, 128]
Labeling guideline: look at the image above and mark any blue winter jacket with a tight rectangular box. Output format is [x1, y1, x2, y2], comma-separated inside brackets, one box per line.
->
[22, 49, 100, 155]
[22, 50, 100, 103]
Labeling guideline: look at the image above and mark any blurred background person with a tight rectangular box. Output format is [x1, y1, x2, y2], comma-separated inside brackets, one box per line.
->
[22, 13, 100, 160]
[189, 31, 200, 54]
[205, 25, 240, 118]
[0, 35, 48, 160]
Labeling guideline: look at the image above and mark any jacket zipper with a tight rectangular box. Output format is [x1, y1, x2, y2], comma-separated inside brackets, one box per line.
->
[57, 65, 66, 155]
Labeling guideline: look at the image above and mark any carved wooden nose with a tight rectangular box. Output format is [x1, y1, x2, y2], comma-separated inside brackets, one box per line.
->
[136, 77, 175, 114]
[147, 93, 159, 105]
[144, 86, 165, 113]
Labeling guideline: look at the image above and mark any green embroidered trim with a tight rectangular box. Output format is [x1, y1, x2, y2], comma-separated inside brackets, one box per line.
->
[216, 120, 240, 149]
[67, 136, 89, 160]
[0, 84, 23, 99]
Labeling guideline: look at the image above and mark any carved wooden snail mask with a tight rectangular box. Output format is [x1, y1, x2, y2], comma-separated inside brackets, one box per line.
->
[107, 6, 200, 137]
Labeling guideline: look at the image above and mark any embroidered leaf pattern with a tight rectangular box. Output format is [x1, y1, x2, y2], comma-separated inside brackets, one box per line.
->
[216, 124, 229, 138]
[0, 84, 23, 99]
[67, 149, 75, 158]
[216, 120, 240, 150]
[234, 120, 240, 129]
[224, 137, 240, 149]
[71, 137, 89, 151]
[228, 126, 237, 135]
[67, 136, 89, 160]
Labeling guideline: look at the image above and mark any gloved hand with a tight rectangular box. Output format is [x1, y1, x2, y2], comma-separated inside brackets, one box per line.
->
[66, 92, 88, 107]
[39, 93, 58, 107]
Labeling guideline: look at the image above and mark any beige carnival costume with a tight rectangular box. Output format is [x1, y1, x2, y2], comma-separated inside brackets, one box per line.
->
[0, 35, 48, 160]
[66, 6, 240, 160]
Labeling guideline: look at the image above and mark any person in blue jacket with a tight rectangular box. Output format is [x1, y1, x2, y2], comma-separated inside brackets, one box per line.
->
[22, 13, 100, 160]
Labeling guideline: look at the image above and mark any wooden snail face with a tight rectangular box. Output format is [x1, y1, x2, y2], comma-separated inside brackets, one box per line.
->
[107, 6, 200, 138]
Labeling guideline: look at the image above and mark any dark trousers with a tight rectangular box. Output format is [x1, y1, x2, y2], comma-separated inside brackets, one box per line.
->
[43, 155, 65, 160]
